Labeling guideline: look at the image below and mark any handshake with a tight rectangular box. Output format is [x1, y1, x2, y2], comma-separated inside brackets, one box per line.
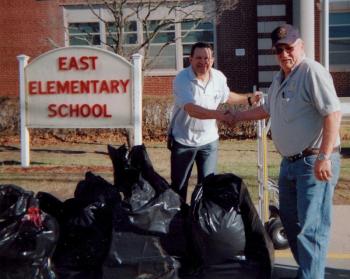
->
[219, 91, 263, 126]
[221, 110, 238, 126]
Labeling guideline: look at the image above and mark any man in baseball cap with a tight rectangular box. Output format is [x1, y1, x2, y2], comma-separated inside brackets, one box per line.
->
[228, 23, 342, 279]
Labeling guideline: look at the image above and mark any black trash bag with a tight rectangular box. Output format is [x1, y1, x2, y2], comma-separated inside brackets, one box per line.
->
[103, 144, 194, 279]
[36, 191, 64, 221]
[0, 184, 59, 279]
[103, 209, 181, 279]
[190, 174, 274, 279]
[74, 171, 121, 206]
[190, 180, 246, 265]
[50, 198, 113, 279]
[108, 144, 187, 235]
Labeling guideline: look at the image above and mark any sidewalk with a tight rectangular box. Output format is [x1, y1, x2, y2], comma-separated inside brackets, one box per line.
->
[272, 205, 350, 278]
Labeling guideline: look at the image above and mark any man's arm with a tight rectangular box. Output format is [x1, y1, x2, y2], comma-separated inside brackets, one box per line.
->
[314, 111, 342, 181]
[232, 106, 270, 123]
[184, 103, 228, 121]
[226, 91, 262, 106]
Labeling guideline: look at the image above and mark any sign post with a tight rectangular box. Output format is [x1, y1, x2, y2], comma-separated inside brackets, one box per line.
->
[18, 46, 143, 167]
[132, 53, 142, 146]
[17, 54, 30, 167]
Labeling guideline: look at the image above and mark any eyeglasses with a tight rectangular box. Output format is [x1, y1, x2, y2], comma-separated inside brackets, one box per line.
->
[275, 45, 295, 55]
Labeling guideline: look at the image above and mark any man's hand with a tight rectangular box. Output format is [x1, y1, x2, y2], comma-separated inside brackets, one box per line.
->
[221, 110, 237, 126]
[250, 91, 263, 106]
[314, 159, 332, 181]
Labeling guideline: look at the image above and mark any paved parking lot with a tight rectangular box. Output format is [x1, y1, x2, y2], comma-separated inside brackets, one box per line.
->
[272, 205, 350, 278]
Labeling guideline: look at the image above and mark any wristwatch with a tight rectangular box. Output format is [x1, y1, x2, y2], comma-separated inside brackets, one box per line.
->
[317, 152, 330, 161]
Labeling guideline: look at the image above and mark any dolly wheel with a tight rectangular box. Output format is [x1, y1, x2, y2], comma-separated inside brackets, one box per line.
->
[266, 218, 289, 250]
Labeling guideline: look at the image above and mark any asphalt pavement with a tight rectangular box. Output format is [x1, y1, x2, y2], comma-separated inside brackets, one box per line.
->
[272, 205, 350, 278]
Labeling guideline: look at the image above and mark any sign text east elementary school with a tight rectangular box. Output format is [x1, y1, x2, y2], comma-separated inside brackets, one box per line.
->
[28, 56, 130, 118]
[18, 47, 142, 166]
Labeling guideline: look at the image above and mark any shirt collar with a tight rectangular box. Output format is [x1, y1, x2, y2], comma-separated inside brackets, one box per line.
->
[188, 66, 212, 82]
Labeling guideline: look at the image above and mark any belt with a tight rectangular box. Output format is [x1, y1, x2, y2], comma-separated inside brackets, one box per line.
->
[285, 146, 340, 162]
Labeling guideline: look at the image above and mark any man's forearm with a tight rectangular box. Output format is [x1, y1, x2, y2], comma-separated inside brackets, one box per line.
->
[227, 91, 263, 106]
[184, 103, 225, 120]
[227, 92, 250, 105]
[319, 111, 342, 155]
[234, 106, 269, 122]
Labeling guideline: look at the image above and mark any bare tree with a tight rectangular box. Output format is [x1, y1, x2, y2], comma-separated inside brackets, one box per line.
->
[73, 0, 239, 70]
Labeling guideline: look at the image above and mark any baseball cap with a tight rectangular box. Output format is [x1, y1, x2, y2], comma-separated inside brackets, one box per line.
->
[271, 24, 300, 47]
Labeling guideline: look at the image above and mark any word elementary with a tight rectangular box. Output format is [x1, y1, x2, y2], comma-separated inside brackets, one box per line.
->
[29, 56, 130, 95]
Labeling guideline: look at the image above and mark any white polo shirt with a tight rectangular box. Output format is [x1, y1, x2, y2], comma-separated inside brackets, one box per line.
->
[171, 66, 230, 147]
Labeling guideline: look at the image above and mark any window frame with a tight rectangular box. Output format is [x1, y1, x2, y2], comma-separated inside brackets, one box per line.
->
[329, 7, 350, 71]
[63, 5, 217, 76]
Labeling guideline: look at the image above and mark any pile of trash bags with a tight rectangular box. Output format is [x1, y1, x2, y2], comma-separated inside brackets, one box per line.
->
[0, 144, 274, 279]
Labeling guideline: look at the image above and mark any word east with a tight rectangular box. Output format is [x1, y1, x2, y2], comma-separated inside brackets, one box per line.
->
[48, 103, 112, 118]
[58, 56, 98, 71]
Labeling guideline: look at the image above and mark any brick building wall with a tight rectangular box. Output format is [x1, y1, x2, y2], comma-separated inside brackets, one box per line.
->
[333, 72, 350, 97]
[0, 0, 348, 98]
[143, 76, 174, 96]
[314, 2, 350, 97]
[0, 0, 64, 97]
[216, 0, 258, 93]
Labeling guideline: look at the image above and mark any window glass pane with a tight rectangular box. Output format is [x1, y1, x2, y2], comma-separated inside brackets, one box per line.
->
[330, 39, 350, 51]
[107, 21, 137, 32]
[106, 35, 115, 46]
[148, 32, 175, 43]
[68, 22, 100, 46]
[330, 26, 350, 37]
[329, 11, 350, 66]
[70, 36, 89, 46]
[124, 34, 138, 44]
[181, 20, 213, 31]
[181, 20, 199, 30]
[330, 52, 350, 65]
[107, 20, 138, 46]
[181, 31, 213, 43]
[182, 45, 192, 56]
[145, 20, 174, 31]
[69, 34, 100, 46]
[143, 20, 176, 70]
[107, 23, 117, 33]
[330, 13, 350, 25]
[69, 23, 99, 34]
[125, 21, 137, 32]
[146, 44, 176, 69]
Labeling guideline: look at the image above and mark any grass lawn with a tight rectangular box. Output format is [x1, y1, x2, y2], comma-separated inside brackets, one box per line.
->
[0, 139, 349, 204]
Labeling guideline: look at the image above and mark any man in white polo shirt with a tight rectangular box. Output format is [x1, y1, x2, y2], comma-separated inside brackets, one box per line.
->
[229, 25, 341, 279]
[169, 42, 260, 202]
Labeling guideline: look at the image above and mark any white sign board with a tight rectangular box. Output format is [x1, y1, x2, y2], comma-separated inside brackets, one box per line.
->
[25, 47, 133, 128]
[18, 47, 143, 167]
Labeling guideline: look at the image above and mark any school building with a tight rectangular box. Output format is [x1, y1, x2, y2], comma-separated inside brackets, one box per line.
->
[0, 0, 349, 100]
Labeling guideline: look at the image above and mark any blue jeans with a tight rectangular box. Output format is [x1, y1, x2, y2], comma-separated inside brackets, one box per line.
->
[278, 153, 341, 279]
[170, 139, 218, 201]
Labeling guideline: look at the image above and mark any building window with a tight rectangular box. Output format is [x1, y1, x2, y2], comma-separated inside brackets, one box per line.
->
[329, 12, 350, 68]
[65, 7, 214, 74]
[106, 21, 138, 56]
[143, 20, 176, 70]
[68, 22, 100, 46]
